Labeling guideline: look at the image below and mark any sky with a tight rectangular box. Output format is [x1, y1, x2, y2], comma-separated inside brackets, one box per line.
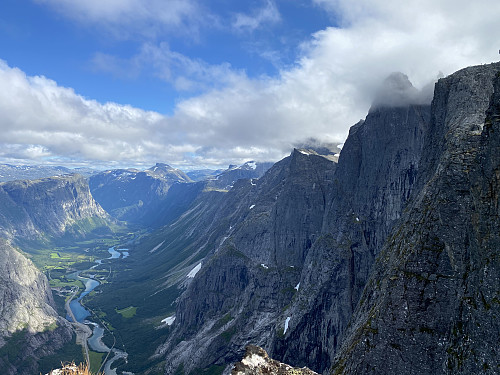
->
[0, 0, 499, 170]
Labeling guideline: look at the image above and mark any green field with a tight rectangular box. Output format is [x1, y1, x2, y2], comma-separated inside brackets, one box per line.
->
[116, 306, 137, 318]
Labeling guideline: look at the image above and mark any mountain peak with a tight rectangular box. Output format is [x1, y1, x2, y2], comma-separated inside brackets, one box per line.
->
[371, 71, 434, 110]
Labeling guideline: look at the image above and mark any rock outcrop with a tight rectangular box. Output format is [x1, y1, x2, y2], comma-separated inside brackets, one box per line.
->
[232, 345, 318, 375]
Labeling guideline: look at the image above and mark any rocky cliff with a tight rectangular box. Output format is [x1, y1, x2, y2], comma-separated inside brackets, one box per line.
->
[151, 71, 431, 375]
[0, 174, 111, 242]
[330, 63, 500, 375]
[0, 239, 72, 374]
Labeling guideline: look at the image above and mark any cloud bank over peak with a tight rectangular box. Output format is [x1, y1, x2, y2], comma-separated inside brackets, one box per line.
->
[3, 0, 500, 169]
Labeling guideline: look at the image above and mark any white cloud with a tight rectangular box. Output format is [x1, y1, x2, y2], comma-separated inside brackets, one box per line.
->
[91, 43, 246, 92]
[34, 0, 209, 38]
[232, 0, 281, 33]
[3, 1, 500, 169]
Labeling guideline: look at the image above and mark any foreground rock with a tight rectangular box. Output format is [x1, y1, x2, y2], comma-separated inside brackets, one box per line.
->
[232, 345, 318, 375]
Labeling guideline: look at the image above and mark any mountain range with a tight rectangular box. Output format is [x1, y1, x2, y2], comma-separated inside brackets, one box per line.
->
[0, 62, 498, 375]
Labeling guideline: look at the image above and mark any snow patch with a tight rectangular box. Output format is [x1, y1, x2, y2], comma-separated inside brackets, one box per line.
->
[250, 179, 256, 186]
[249, 204, 255, 209]
[150, 240, 165, 253]
[284, 317, 291, 334]
[161, 315, 176, 326]
[247, 161, 257, 170]
[187, 262, 202, 278]
[260, 264, 268, 269]
[294, 282, 300, 291]
[298, 149, 312, 156]
[356, 217, 360, 222]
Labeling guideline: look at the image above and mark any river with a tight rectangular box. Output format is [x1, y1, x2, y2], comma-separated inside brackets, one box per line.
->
[67, 246, 131, 375]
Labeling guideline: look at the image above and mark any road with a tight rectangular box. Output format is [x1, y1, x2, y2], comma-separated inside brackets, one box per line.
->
[65, 288, 92, 366]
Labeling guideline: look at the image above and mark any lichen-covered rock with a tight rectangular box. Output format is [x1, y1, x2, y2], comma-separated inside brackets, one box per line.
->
[232, 345, 318, 375]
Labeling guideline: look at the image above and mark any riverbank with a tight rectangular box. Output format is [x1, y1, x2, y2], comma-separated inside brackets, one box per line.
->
[65, 288, 92, 365]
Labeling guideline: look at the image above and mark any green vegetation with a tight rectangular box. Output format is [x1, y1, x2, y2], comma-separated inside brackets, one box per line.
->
[88, 350, 104, 374]
[115, 306, 137, 319]
[220, 326, 237, 343]
[0, 328, 28, 361]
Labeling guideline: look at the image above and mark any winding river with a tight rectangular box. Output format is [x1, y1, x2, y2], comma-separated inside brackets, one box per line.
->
[67, 247, 130, 375]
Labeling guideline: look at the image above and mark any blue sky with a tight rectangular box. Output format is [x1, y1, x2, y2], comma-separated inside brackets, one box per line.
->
[0, 0, 499, 169]
[0, 0, 331, 114]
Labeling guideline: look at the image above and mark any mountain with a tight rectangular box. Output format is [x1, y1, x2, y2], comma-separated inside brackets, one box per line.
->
[148, 76, 431, 373]
[0, 174, 112, 243]
[186, 169, 225, 182]
[89, 163, 191, 225]
[330, 63, 500, 375]
[0, 164, 97, 182]
[2, 62, 497, 375]
[0, 239, 72, 374]
[0, 174, 118, 373]
[206, 161, 275, 191]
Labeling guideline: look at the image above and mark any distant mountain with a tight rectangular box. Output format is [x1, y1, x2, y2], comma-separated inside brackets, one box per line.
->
[89, 163, 191, 225]
[0, 174, 112, 243]
[186, 169, 224, 182]
[0, 164, 97, 182]
[206, 161, 274, 191]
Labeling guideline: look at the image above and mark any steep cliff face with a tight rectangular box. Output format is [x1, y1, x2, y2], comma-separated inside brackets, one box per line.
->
[151, 74, 432, 374]
[155, 149, 337, 374]
[89, 163, 191, 225]
[272, 100, 430, 372]
[0, 174, 111, 242]
[0, 239, 72, 374]
[331, 63, 500, 375]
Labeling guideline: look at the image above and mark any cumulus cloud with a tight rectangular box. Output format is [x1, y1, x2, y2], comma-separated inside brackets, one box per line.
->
[3, 0, 500, 169]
